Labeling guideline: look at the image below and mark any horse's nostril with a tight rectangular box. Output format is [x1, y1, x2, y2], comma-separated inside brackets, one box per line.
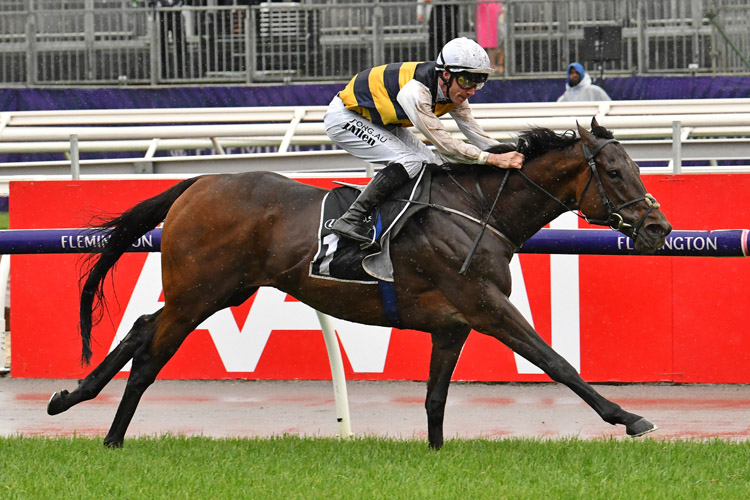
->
[646, 222, 671, 237]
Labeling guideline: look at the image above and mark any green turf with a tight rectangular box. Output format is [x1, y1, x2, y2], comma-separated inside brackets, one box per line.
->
[0, 212, 8, 230]
[1, 435, 748, 499]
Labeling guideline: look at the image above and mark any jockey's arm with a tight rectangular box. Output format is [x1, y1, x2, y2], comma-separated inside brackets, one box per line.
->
[450, 104, 524, 168]
[397, 80, 523, 169]
[448, 102, 499, 151]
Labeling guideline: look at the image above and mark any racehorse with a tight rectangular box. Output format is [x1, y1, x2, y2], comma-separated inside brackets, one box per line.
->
[48, 119, 672, 448]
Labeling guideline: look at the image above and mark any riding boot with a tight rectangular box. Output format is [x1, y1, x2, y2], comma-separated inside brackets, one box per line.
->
[331, 162, 410, 244]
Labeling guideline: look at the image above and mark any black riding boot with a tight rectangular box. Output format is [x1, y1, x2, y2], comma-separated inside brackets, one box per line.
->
[332, 162, 410, 244]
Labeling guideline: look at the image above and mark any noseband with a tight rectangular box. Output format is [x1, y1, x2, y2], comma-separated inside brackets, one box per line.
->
[578, 139, 660, 241]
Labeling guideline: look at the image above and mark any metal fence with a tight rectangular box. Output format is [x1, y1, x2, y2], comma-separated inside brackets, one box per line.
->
[0, 0, 748, 87]
[507, 0, 750, 75]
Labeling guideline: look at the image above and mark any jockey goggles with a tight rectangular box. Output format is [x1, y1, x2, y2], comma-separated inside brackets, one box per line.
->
[456, 72, 489, 90]
[453, 72, 488, 90]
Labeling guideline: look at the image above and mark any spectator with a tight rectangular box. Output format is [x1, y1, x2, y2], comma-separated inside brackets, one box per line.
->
[419, 0, 460, 59]
[417, 0, 431, 25]
[475, 2, 503, 73]
[152, 0, 186, 80]
[557, 62, 611, 102]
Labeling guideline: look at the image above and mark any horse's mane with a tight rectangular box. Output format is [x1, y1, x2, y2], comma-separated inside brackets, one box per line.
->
[509, 128, 578, 160]
[487, 124, 615, 160]
[443, 125, 614, 172]
[439, 123, 615, 174]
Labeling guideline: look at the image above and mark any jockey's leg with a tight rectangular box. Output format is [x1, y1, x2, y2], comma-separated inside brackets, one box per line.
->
[324, 95, 433, 243]
[331, 162, 410, 244]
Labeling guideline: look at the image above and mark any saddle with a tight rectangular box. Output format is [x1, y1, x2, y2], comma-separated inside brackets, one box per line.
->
[310, 167, 431, 283]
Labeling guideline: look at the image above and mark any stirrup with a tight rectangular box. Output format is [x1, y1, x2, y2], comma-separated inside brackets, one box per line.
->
[332, 220, 373, 245]
[358, 230, 378, 250]
[332, 225, 379, 250]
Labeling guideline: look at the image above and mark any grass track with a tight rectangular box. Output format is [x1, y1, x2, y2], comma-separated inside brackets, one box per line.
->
[2, 436, 748, 499]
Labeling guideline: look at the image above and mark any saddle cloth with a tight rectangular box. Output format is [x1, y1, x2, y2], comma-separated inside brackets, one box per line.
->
[309, 168, 430, 283]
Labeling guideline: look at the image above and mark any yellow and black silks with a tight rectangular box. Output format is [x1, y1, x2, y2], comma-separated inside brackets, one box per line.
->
[339, 61, 456, 127]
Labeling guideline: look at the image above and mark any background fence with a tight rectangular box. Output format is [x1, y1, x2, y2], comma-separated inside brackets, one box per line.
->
[1, 0, 749, 87]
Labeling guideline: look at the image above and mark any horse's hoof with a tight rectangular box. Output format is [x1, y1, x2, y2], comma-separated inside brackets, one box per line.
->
[429, 442, 443, 451]
[103, 438, 124, 449]
[626, 417, 658, 437]
[47, 390, 69, 415]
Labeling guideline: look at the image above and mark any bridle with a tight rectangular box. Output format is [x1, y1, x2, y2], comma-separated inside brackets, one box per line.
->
[576, 139, 661, 241]
[443, 138, 662, 274]
[516, 138, 661, 243]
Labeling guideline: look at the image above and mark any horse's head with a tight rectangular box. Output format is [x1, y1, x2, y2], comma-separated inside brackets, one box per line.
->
[575, 118, 672, 251]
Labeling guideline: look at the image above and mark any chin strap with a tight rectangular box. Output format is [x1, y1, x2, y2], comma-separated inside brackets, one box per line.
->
[437, 71, 456, 104]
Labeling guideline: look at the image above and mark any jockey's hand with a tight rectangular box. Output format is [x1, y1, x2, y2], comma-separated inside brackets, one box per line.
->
[487, 151, 524, 169]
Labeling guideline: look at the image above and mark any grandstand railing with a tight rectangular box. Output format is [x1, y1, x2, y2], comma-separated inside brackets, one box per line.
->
[1, 99, 749, 184]
[0, 0, 748, 87]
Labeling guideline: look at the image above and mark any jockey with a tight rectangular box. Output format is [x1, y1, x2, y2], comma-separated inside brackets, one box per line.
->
[324, 37, 524, 245]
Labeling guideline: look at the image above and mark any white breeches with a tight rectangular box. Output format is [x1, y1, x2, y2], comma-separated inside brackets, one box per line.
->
[324, 95, 438, 178]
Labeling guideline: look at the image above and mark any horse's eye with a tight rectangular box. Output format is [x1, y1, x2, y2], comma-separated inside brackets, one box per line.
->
[607, 170, 620, 179]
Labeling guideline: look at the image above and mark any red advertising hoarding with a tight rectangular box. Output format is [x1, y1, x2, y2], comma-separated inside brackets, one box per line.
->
[9, 174, 750, 382]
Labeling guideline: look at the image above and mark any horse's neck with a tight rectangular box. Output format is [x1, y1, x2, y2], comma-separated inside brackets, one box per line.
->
[495, 154, 585, 245]
[431, 157, 584, 247]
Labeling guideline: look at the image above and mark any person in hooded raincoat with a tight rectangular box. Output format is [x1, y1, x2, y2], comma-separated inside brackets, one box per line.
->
[557, 62, 611, 102]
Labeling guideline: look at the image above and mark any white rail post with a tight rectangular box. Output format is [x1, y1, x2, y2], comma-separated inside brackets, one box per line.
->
[0, 254, 10, 372]
[315, 310, 353, 438]
[70, 134, 80, 180]
[278, 108, 307, 154]
[671, 121, 682, 174]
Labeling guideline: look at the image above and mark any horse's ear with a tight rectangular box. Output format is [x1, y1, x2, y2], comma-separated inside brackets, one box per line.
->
[590, 116, 600, 130]
[577, 120, 594, 146]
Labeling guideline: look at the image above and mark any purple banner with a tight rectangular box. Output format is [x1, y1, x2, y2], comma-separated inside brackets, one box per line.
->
[2, 76, 749, 113]
[0, 228, 161, 254]
[0, 228, 747, 257]
[518, 229, 749, 257]
[2, 76, 749, 164]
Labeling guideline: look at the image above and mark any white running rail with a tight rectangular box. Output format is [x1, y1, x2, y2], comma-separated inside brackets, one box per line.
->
[1, 99, 750, 183]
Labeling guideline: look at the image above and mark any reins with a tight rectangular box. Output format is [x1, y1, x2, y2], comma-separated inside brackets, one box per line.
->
[459, 169, 511, 274]
[458, 137, 661, 274]
[400, 137, 662, 275]
[516, 138, 660, 240]
[513, 139, 620, 226]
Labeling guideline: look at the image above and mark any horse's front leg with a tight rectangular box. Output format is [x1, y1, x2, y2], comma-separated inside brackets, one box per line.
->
[468, 290, 656, 437]
[425, 327, 471, 450]
[47, 310, 162, 416]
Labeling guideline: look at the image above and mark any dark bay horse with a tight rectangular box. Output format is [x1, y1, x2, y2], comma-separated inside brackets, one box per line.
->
[48, 119, 671, 448]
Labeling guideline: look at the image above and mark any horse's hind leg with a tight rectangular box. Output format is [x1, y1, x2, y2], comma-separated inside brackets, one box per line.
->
[425, 327, 470, 450]
[101, 307, 199, 448]
[47, 310, 162, 416]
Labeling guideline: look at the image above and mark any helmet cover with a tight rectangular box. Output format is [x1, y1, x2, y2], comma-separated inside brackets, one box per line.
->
[436, 37, 493, 74]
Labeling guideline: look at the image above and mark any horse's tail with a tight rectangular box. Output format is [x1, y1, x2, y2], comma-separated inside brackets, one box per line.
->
[79, 176, 202, 365]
